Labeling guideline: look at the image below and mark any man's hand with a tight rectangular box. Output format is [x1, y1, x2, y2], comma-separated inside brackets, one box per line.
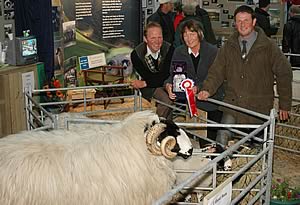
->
[166, 83, 176, 100]
[131, 80, 147, 89]
[197, 90, 210, 101]
[279, 110, 289, 121]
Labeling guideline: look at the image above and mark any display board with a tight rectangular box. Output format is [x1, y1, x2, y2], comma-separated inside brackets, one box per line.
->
[142, 0, 160, 24]
[62, 0, 141, 46]
[0, 0, 15, 42]
[142, 0, 285, 42]
[51, 0, 141, 87]
[198, 0, 284, 39]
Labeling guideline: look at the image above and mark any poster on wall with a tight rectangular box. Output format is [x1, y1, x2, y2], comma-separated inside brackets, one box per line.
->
[61, 0, 141, 86]
[3, 0, 14, 20]
[269, 8, 281, 28]
[62, 0, 141, 47]
[63, 21, 76, 47]
[142, 0, 146, 7]
[54, 40, 64, 74]
[64, 56, 78, 87]
[206, 9, 220, 21]
[4, 23, 13, 39]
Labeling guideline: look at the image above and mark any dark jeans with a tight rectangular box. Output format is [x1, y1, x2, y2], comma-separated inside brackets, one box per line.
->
[207, 110, 223, 141]
[216, 113, 236, 146]
[216, 112, 265, 147]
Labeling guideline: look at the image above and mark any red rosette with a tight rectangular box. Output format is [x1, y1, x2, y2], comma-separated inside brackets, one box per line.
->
[180, 79, 198, 117]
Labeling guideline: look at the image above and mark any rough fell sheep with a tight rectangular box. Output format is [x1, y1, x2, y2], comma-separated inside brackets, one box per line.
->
[0, 111, 192, 205]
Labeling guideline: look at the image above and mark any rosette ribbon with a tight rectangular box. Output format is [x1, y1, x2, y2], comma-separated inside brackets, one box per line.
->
[180, 79, 198, 117]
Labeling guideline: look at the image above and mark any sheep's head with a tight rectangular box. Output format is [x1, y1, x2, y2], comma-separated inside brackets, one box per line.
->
[145, 119, 193, 159]
[224, 158, 232, 171]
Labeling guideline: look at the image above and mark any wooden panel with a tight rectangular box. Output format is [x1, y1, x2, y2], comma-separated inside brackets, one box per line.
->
[0, 63, 39, 137]
[9, 72, 27, 133]
[0, 64, 39, 75]
[0, 75, 12, 137]
[186, 109, 208, 138]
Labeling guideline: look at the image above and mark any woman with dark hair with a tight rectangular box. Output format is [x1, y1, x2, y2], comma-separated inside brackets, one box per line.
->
[164, 19, 224, 140]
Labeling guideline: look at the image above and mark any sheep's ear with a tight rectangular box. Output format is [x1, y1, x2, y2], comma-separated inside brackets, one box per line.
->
[158, 117, 166, 123]
[160, 119, 179, 130]
[171, 143, 180, 153]
[161, 136, 177, 159]
[144, 120, 159, 133]
[145, 123, 166, 155]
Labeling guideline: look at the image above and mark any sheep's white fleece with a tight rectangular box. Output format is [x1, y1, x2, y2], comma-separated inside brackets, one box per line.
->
[0, 111, 175, 205]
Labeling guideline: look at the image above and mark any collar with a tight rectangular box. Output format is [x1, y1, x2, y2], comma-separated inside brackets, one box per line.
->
[238, 31, 258, 54]
[227, 27, 267, 50]
[158, 8, 169, 16]
[239, 30, 257, 43]
[188, 47, 199, 57]
[146, 46, 160, 60]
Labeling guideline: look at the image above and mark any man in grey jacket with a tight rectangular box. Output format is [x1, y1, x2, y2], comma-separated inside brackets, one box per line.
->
[198, 5, 292, 146]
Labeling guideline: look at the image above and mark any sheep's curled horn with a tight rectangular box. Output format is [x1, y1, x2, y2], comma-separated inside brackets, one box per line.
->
[145, 123, 165, 155]
[145, 123, 177, 159]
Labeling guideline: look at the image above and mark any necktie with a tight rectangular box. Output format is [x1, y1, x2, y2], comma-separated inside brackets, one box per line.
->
[241, 40, 247, 59]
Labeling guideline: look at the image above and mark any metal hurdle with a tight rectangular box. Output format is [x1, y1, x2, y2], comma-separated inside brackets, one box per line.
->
[274, 100, 300, 154]
[284, 53, 300, 71]
[151, 98, 276, 205]
[24, 83, 282, 204]
[24, 83, 142, 131]
[60, 98, 276, 205]
[273, 58, 300, 154]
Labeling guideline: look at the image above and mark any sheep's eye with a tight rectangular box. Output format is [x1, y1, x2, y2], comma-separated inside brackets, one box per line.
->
[151, 120, 156, 126]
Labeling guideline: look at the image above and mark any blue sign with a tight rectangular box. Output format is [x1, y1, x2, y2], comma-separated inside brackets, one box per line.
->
[79, 56, 89, 70]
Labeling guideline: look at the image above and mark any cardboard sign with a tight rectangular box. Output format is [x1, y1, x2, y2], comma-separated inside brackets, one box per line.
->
[79, 53, 106, 70]
[22, 71, 35, 92]
[203, 178, 232, 205]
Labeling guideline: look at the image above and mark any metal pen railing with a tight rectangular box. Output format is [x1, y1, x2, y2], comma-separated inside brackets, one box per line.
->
[24, 83, 142, 131]
[153, 99, 275, 205]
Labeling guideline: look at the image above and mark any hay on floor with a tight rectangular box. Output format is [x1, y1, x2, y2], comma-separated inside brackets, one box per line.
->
[275, 104, 300, 151]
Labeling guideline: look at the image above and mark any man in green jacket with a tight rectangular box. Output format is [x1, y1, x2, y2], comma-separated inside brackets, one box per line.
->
[198, 5, 292, 146]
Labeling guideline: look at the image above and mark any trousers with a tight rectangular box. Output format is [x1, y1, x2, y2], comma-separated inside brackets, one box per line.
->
[216, 113, 236, 146]
[153, 87, 173, 120]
